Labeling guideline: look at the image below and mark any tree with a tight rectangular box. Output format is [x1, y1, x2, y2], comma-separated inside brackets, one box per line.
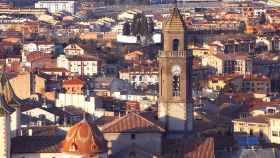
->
[148, 17, 155, 35]
[122, 21, 131, 35]
[259, 13, 266, 25]
[131, 13, 141, 36]
[139, 15, 148, 36]
[131, 13, 149, 36]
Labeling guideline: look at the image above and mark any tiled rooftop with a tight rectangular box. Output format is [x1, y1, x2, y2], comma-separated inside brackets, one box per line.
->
[100, 112, 165, 133]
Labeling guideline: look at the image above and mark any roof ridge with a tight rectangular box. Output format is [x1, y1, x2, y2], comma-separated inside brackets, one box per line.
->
[100, 113, 129, 131]
[101, 112, 165, 132]
[137, 113, 165, 132]
[164, 7, 186, 30]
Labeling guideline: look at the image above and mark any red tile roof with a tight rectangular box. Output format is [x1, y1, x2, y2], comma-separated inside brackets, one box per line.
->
[101, 112, 165, 133]
[209, 73, 242, 82]
[61, 119, 107, 155]
[184, 137, 215, 158]
[68, 55, 98, 61]
[243, 74, 270, 81]
[233, 115, 268, 124]
[63, 78, 85, 85]
[162, 137, 215, 158]
[27, 52, 52, 62]
[214, 53, 249, 60]
[39, 67, 69, 72]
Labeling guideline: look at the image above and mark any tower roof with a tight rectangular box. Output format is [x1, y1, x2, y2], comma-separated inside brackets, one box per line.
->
[164, 7, 186, 31]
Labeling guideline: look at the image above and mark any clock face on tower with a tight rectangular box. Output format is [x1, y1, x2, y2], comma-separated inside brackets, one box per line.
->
[171, 65, 181, 76]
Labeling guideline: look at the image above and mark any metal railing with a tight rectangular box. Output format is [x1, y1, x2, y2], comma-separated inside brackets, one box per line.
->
[159, 50, 187, 57]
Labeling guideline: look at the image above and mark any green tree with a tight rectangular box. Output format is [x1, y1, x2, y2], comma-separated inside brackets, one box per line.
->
[148, 17, 154, 35]
[259, 13, 266, 25]
[239, 21, 246, 33]
[122, 21, 131, 35]
[131, 14, 141, 36]
[131, 13, 150, 36]
[139, 15, 148, 36]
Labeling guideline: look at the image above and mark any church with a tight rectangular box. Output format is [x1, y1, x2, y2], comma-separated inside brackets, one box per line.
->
[0, 6, 214, 158]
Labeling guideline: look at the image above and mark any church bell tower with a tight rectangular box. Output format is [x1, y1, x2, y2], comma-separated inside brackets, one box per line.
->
[158, 6, 193, 132]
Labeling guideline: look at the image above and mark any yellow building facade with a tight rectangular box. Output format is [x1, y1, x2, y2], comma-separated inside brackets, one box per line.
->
[233, 114, 280, 144]
[208, 74, 243, 91]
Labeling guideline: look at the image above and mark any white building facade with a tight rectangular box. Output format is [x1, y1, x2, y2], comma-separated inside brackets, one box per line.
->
[119, 69, 158, 87]
[56, 93, 96, 114]
[23, 42, 55, 54]
[57, 55, 98, 76]
[35, 0, 77, 14]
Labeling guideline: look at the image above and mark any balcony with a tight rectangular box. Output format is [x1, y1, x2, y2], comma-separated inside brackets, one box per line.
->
[158, 50, 187, 57]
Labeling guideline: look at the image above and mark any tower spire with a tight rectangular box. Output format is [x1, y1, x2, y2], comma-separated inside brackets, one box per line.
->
[174, 0, 177, 8]
[158, 6, 193, 133]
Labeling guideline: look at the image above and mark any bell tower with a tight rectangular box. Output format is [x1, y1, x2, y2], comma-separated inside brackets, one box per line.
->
[158, 7, 193, 133]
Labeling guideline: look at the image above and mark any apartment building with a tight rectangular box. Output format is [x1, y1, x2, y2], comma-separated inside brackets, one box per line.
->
[119, 67, 158, 87]
[64, 44, 85, 56]
[233, 114, 280, 144]
[35, 0, 76, 14]
[207, 73, 243, 91]
[57, 54, 98, 76]
[202, 53, 253, 75]
[242, 74, 271, 94]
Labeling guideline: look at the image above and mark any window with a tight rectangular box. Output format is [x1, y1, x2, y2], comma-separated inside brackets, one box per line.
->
[272, 131, 278, 137]
[70, 143, 78, 151]
[172, 65, 181, 97]
[249, 129, 253, 136]
[172, 74, 180, 96]
[267, 108, 275, 114]
[160, 68, 163, 96]
[172, 39, 179, 51]
[39, 114, 46, 120]
[259, 130, 264, 138]
[131, 134, 135, 139]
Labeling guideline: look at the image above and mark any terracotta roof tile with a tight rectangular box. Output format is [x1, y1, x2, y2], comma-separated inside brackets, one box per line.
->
[233, 115, 268, 124]
[162, 137, 215, 158]
[39, 67, 69, 72]
[63, 78, 85, 85]
[101, 112, 165, 133]
[164, 7, 186, 31]
[243, 74, 270, 81]
[61, 119, 107, 155]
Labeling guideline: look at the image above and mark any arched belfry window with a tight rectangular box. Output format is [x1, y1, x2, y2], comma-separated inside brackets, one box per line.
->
[173, 39, 179, 51]
[171, 65, 181, 97]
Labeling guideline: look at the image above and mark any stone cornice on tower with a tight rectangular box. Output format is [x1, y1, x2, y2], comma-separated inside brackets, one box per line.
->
[164, 7, 186, 32]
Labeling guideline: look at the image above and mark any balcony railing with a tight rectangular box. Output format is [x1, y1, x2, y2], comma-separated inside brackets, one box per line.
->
[158, 50, 188, 57]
